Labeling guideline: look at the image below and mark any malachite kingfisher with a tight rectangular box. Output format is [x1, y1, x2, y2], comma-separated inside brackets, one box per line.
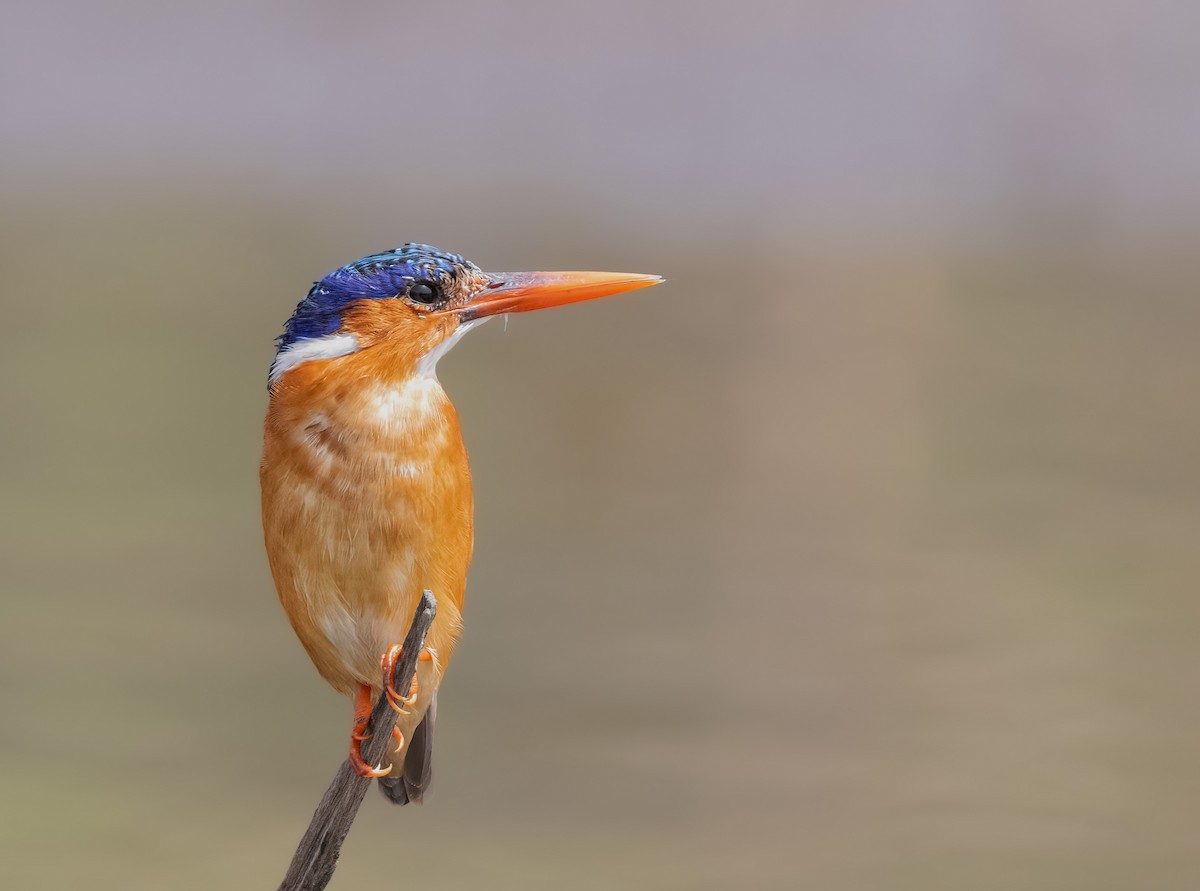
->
[261, 244, 662, 804]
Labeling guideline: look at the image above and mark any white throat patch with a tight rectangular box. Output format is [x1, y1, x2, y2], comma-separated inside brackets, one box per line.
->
[416, 318, 488, 380]
[269, 332, 360, 384]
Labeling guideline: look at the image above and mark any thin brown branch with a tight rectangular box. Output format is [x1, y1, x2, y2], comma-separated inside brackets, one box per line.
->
[278, 590, 437, 891]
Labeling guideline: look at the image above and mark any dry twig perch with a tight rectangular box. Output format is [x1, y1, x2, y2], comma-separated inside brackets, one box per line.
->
[278, 590, 437, 891]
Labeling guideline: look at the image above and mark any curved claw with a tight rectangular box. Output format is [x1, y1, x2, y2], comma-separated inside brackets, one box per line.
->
[380, 644, 431, 713]
[349, 739, 392, 778]
[392, 726, 405, 754]
[385, 688, 414, 715]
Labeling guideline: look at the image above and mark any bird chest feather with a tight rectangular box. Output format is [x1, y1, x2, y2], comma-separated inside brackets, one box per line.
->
[261, 358, 472, 694]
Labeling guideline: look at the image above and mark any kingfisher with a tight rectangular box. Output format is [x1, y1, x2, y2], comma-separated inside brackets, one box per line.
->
[261, 243, 662, 804]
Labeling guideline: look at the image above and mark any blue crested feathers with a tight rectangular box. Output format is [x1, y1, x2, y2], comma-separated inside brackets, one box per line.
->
[275, 243, 472, 355]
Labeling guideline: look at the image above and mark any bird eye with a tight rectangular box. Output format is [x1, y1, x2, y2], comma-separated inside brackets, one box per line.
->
[408, 281, 441, 305]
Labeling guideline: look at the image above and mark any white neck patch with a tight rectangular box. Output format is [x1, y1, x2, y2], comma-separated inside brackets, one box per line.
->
[269, 332, 360, 384]
[415, 318, 488, 380]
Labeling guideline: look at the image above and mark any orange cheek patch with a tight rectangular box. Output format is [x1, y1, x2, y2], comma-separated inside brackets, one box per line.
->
[338, 298, 420, 343]
[336, 299, 459, 376]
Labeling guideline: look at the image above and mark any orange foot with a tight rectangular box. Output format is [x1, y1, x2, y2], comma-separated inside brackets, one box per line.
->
[348, 682, 391, 778]
[380, 645, 433, 715]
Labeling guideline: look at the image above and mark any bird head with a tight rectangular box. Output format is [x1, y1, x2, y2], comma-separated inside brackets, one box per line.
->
[269, 243, 662, 386]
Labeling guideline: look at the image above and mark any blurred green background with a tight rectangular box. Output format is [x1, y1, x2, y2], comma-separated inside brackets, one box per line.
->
[3, 2, 1200, 889]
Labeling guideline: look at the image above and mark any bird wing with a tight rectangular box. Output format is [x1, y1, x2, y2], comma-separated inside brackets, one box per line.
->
[378, 692, 436, 805]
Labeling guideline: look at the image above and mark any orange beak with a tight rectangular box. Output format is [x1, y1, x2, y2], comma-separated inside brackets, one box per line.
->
[450, 270, 663, 320]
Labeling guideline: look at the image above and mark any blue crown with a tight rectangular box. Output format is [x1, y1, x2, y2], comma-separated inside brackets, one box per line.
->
[276, 243, 473, 353]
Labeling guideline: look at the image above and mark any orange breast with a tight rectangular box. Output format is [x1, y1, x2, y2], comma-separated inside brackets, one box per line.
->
[260, 352, 473, 697]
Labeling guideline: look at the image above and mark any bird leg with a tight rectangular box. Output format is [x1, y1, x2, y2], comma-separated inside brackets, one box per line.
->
[348, 682, 391, 778]
[381, 644, 433, 714]
[347, 647, 432, 775]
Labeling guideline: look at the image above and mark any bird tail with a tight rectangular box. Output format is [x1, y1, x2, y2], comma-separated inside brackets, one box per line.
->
[378, 693, 436, 805]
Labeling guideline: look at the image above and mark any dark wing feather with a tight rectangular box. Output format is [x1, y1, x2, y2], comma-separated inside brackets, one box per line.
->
[378, 693, 436, 806]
